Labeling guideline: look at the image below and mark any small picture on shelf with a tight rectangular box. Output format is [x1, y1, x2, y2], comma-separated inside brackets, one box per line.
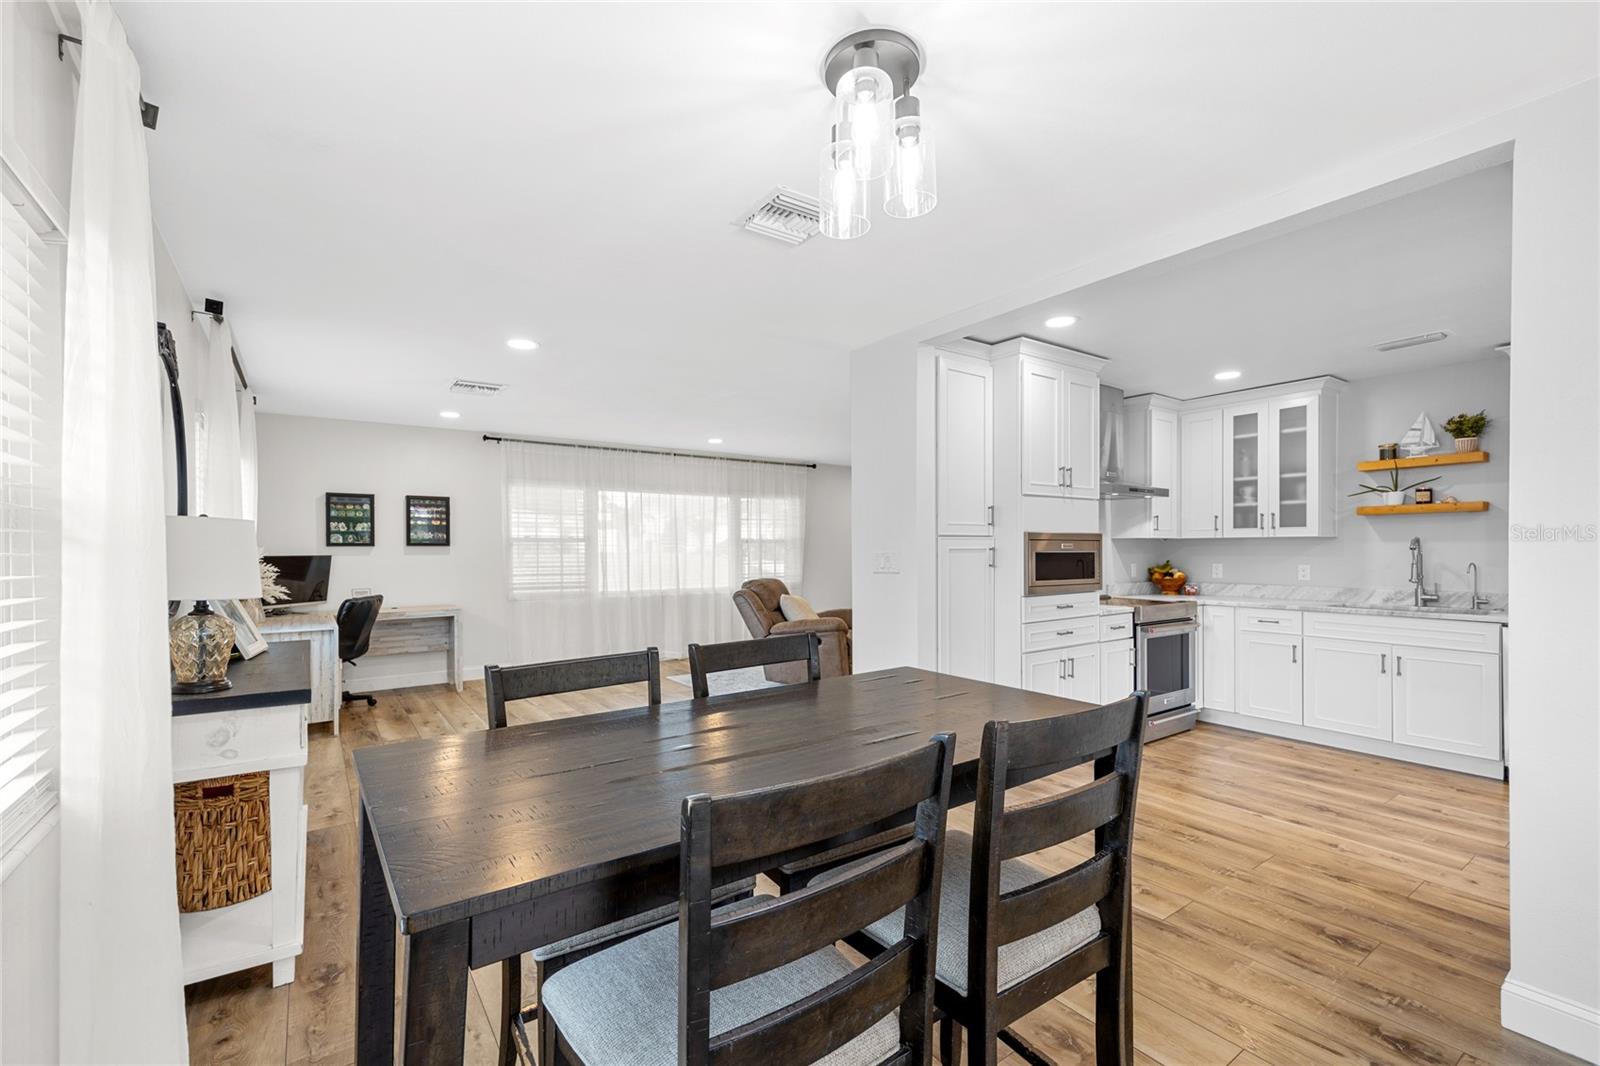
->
[326, 492, 375, 546]
[406, 495, 451, 546]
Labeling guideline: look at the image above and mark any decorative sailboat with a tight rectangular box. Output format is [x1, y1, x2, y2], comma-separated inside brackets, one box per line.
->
[1398, 412, 1439, 457]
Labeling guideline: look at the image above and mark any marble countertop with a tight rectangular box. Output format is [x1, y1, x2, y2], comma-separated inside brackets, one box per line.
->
[1102, 582, 1507, 625]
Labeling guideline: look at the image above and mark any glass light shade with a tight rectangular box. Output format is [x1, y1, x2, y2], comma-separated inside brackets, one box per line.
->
[884, 112, 937, 219]
[819, 136, 870, 240]
[832, 66, 895, 181]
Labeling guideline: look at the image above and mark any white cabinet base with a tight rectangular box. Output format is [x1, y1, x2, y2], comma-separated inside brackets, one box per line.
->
[1197, 709, 1505, 779]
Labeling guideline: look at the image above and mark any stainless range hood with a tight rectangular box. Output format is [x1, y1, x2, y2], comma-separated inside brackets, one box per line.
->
[1099, 385, 1170, 500]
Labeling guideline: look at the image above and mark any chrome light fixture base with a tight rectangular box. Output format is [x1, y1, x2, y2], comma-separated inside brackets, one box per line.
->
[821, 29, 924, 96]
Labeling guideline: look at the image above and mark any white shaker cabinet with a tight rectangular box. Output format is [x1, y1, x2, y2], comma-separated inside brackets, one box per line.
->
[1100, 640, 1135, 702]
[1019, 644, 1102, 703]
[1062, 366, 1100, 500]
[1223, 403, 1269, 537]
[1236, 630, 1302, 723]
[1009, 344, 1104, 500]
[935, 353, 994, 536]
[1019, 357, 1068, 497]
[937, 538, 995, 683]
[1392, 645, 1501, 760]
[1302, 637, 1392, 740]
[1178, 408, 1223, 538]
[1198, 605, 1235, 711]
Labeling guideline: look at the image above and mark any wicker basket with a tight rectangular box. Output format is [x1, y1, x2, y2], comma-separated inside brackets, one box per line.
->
[174, 772, 272, 912]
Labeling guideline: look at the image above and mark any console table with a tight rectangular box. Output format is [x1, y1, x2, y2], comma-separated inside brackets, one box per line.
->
[259, 605, 463, 733]
[172, 642, 311, 988]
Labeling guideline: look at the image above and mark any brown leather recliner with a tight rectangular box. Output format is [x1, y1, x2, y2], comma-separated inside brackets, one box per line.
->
[731, 578, 852, 684]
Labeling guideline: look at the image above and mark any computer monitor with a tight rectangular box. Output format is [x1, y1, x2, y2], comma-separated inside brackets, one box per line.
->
[262, 554, 332, 609]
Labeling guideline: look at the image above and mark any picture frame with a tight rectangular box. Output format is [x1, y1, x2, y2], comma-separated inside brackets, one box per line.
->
[406, 494, 451, 546]
[326, 491, 375, 546]
[216, 598, 268, 660]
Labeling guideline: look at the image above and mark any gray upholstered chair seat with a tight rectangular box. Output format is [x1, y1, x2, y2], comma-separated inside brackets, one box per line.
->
[819, 828, 1102, 996]
[531, 877, 755, 962]
[540, 894, 901, 1065]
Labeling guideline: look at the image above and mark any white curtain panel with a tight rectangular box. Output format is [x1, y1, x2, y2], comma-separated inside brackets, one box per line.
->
[503, 441, 808, 661]
[237, 386, 258, 520]
[59, 3, 189, 1061]
[193, 316, 242, 517]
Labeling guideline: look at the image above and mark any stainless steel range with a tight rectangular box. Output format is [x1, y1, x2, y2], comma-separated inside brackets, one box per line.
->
[1102, 597, 1199, 741]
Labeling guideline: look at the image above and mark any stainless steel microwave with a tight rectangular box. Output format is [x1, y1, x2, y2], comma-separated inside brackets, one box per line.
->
[1025, 532, 1103, 595]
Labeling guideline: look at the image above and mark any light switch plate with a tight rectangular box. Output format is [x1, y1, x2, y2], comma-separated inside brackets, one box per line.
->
[351, 586, 372, 597]
[872, 552, 900, 575]
[1211, 563, 1223, 579]
[1297, 565, 1311, 582]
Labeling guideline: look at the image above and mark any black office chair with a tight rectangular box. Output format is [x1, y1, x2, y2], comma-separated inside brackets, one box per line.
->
[336, 594, 384, 707]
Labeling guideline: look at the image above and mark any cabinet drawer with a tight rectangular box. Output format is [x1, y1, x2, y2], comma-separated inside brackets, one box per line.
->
[1237, 608, 1302, 634]
[1302, 611, 1502, 653]
[172, 703, 308, 782]
[1022, 617, 1100, 652]
[1098, 613, 1134, 642]
[1021, 593, 1101, 624]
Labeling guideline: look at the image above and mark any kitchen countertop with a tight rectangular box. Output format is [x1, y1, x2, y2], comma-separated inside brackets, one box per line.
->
[1101, 584, 1507, 625]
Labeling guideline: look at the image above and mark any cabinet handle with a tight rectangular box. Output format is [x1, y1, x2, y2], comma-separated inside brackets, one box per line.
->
[1153, 514, 1160, 532]
[1380, 653, 1387, 675]
[1214, 515, 1219, 532]
[1395, 655, 1403, 676]
[1256, 618, 1280, 624]
[1056, 630, 1074, 636]
[986, 504, 994, 526]
[1058, 465, 1066, 486]
[987, 546, 995, 568]
[1258, 514, 1264, 530]
[1055, 604, 1073, 611]
[1128, 648, 1135, 666]
[1059, 659, 1066, 680]
[1271, 512, 1278, 530]
[1068, 658, 1076, 679]
[1291, 644, 1298, 664]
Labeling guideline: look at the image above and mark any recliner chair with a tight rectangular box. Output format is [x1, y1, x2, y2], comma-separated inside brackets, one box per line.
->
[336, 594, 384, 707]
[730, 579, 851, 684]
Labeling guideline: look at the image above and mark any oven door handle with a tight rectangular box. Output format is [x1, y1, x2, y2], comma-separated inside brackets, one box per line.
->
[1139, 620, 1198, 638]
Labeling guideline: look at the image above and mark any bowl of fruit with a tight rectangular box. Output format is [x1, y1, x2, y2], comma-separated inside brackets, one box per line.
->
[1148, 560, 1187, 596]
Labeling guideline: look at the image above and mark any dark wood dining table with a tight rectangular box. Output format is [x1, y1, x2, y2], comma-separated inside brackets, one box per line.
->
[353, 666, 1095, 1066]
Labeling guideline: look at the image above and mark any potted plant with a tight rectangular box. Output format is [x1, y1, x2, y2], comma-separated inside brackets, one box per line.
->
[1443, 410, 1490, 452]
[1148, 560, 1187, 595]
[1350, 464, 1440, 506]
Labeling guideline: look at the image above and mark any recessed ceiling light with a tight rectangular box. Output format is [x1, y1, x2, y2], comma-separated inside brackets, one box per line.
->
[439, 410, 461, 419]
[506, 337, 539, 351]
[707, 437, 724, 445]
[1213, 370, 1242, 381]
[1044, 315, 1078, 329]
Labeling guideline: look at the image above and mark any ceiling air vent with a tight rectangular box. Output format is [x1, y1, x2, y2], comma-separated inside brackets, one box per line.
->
[735, 187, 821, 246]
[449, 378, 506, 396]
[1375, 331, 1449, 352]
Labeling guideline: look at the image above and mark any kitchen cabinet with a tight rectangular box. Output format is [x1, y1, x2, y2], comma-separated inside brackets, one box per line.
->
[1392, 645, 1501, 759]
[1267, 395, 1321, 536]
[1223, 403, 1268, 537]
[935, 353, 993, 536]
[1198, 605, 1235, 711]
[1101, 639, 1135, 702]
[1017, 354, 1100, 500]
[1179, 408, 1223, 538]
[1019, 644, 1100, 702]
[1302, 637, 1392, 739]
[937, 538, 995, 683]
[1236, 630, 1302, 723]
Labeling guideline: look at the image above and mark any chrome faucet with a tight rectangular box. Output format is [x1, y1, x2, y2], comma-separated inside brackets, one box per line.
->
[1409, 537, 1440, 607]
[1467, 562, 1491, 610]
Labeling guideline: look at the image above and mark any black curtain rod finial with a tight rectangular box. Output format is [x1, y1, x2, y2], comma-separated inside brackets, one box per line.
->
[58, 35, 159, 129]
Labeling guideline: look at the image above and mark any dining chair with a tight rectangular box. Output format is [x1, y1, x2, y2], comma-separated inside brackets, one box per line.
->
[685, 632, 821, 698]
[539, 732, 957, 1066]
[828, 692, 1150, 1066]
[483, 649, 748, 1066]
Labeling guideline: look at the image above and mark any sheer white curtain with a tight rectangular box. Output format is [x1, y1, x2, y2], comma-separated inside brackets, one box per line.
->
[503, 441, 808, 660]
[237, 385, 258, 520]
[58, 2, 189, 1060]
[193, 316, 242, 517]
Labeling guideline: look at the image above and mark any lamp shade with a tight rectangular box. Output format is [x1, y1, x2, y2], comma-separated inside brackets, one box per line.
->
[165, 516, 260, 601]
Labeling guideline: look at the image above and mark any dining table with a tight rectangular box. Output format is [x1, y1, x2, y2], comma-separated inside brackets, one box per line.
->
[353, 666, 1097, 1066]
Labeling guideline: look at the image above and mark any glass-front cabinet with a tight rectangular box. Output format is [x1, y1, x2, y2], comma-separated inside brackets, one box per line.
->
[1269, 396, 1318, 536]
[1220, 389, 1331, 538]
[1224, 403, 1267, 537]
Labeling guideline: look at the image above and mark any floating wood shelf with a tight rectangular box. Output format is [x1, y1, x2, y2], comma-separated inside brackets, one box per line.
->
[1356, 451, 1489, 472]
[1357, 501, 1490, 516]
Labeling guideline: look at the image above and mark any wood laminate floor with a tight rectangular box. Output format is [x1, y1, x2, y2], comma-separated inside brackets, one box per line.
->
[185, 669, 1577, 1066]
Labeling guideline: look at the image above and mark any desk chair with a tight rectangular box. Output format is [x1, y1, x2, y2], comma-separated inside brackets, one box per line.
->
[335, 594, 383, 708]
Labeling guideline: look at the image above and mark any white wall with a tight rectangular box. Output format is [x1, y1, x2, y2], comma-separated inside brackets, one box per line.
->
[1106, 357, 1510, 595]
[852, 80, 1599, 1059]
[256, 415, 852, 685]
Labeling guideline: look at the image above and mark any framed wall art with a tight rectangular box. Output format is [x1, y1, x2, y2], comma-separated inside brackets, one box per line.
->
[406, 495, 451, 546]
[326, 492, 375, 546]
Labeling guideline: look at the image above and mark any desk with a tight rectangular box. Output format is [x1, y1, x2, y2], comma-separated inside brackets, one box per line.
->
[172, 642, 310, 988]
[259, 605, 462, 734]
[352, 667, 1096, 1065]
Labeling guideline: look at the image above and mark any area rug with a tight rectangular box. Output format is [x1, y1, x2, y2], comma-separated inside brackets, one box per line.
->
[667, 666, 781, 696]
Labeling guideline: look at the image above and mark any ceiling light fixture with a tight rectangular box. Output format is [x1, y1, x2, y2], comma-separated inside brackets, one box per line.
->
[1214, 370, 1242, 381]
[1375, 331, 1449, 352]
[506, 338, 539, 351]
[439, 410, 461, 419]
[819, 29, 934, 239]
[1045, 315, 1078, 329]
[707, 438, 724, 445]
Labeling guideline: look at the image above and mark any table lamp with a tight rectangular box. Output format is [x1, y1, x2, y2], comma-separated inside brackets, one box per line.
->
[166, 516, 260, 694]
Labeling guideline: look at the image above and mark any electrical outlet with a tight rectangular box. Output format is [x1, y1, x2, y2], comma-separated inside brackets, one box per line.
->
[1297, 565, 1312, 582]
[351, 586, 372, 597]
[1129, 563, 1138, 580]
[1211, 563, 1223, 579]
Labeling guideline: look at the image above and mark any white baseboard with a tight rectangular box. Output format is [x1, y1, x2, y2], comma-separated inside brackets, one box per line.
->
[346, 666, 483, 694]
[1502, 978, 1600, 1063]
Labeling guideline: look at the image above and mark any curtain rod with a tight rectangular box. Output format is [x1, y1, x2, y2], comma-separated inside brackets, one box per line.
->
[482, 434, 817, 469]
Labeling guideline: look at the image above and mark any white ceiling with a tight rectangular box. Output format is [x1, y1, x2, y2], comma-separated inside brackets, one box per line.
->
[117, 2, 1596, 464]
[961, 163, 1513, 398]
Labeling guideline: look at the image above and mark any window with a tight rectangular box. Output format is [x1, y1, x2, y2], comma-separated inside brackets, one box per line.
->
[506, 482, 587, 593]
[738, 495, 803, 581]
[0, 195, 62, 855]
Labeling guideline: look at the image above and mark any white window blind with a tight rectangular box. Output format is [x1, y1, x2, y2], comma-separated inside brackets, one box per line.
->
[0, 196, 62, 855]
